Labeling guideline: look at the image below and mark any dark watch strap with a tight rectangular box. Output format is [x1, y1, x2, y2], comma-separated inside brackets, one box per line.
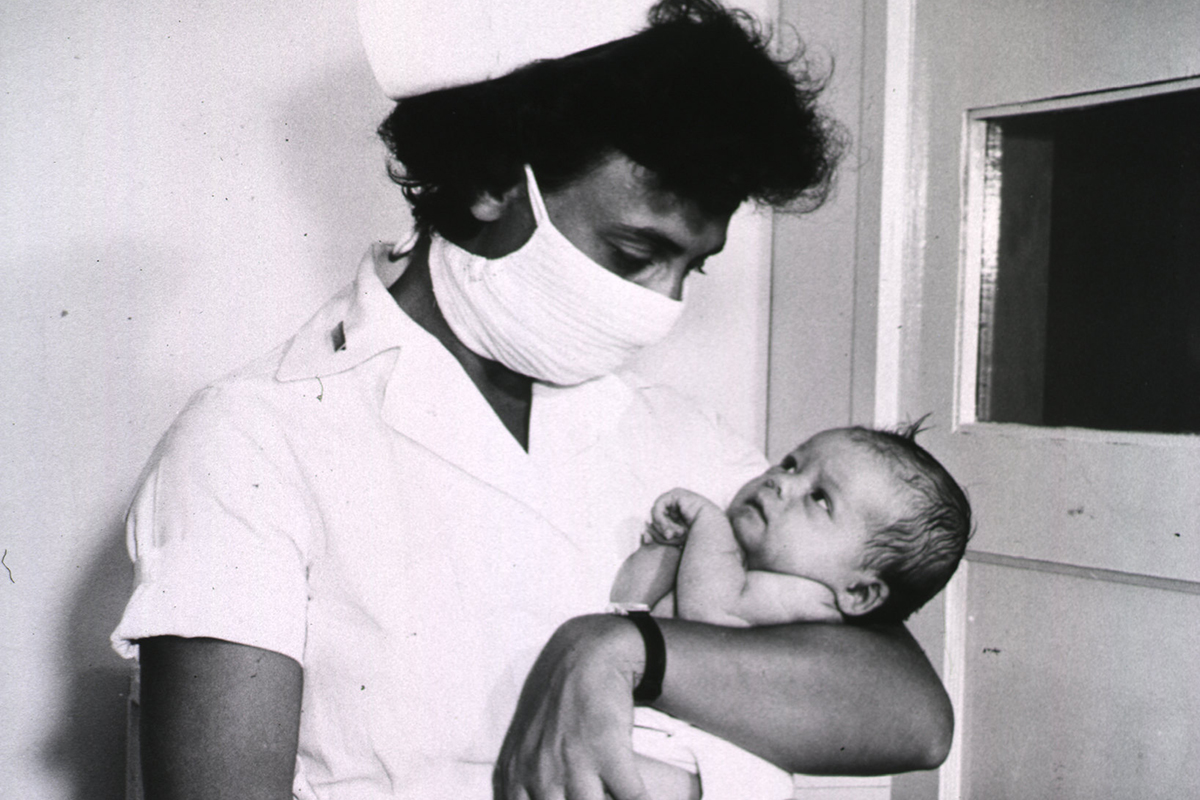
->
[624, 610, 666, 704]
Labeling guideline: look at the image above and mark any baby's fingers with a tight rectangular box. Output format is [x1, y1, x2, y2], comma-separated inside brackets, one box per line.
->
[649, 497, 688, 542]
[643, 520, 684, 546]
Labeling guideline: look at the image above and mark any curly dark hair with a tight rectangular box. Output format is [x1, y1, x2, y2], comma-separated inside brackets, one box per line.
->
[377, 0, 846, 241]
[844, 420, 973, 625]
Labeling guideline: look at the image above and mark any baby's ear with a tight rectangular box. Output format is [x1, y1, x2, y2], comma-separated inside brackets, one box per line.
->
[837, 577, 889, 618]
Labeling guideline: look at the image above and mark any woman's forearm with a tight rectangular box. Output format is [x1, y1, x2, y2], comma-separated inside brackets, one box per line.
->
[653, 619, 953, 775]
[493, 614, 951, 800]
[139, 636, 303, 800]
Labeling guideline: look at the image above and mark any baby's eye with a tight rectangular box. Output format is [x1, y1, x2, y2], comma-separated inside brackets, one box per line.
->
[810, 488, 831, 513]
[780, 455, 798, 472]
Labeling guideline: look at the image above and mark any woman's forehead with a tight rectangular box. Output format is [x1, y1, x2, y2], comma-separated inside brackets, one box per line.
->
[547, 153, 730, 249]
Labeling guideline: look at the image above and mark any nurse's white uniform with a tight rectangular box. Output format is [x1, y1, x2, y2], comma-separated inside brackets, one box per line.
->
[112, 246, 769, 798]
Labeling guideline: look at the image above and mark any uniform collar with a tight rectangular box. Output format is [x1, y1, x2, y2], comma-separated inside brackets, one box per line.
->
[276, 243, 412, 382]
[275, 244, 637, 468]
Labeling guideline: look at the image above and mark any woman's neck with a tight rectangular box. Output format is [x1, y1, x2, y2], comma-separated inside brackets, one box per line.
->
[387, 235, 533, 450]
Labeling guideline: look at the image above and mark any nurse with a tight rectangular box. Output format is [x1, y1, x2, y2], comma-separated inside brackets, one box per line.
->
[113, 2, 953, 798]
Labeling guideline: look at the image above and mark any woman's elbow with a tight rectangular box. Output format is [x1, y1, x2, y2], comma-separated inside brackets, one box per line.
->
[909, 684, 955, 770]
[888, 625, 956, 771]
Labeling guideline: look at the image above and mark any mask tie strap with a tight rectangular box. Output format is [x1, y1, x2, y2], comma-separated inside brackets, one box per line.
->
[523, 164, 553, 228]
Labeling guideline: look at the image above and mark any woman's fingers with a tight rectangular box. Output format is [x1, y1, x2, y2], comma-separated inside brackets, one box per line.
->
[562, 760, 613, 800]
[495, 722, 638, 800]
[494, 616, 645, 800]
[493, 771, 534, 800]
[596, 744, 653, 800]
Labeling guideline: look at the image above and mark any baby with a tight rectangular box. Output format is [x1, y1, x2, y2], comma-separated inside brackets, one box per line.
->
[611, 423, 972, 800]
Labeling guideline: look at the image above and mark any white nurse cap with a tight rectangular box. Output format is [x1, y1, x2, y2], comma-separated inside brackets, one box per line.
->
[358, 0, 655, 99]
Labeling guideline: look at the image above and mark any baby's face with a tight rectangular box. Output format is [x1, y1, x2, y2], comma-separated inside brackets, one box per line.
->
[727, 429, 906, 591]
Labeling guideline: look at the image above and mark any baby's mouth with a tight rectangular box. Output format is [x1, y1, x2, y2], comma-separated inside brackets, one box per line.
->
[743, 494, 768, 523]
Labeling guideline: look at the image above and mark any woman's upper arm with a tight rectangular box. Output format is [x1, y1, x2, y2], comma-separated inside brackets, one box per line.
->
[654, 619, 953, 775]
[139, 636, 303, 800]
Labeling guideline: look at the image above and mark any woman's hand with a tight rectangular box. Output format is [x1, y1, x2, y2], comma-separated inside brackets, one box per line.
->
[498, 615, 952, 798]
[493, 615, 652, 800]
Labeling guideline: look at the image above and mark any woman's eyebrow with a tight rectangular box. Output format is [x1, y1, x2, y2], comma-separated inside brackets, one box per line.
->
[609, 225, 683, 254]
[610, 224, 726, 259]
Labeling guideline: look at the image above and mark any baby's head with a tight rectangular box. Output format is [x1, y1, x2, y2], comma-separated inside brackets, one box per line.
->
[726, 423, 971, 624]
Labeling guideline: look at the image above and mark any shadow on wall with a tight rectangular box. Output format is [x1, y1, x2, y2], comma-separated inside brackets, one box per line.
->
[42, 523, 133, 800]
[36, 53, 394, 799]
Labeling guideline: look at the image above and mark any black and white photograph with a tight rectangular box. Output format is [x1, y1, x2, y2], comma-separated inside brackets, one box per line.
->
[3, 2, 1197, 798]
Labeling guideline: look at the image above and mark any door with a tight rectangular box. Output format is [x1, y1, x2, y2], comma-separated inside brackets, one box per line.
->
[876, 1, 1200, 797]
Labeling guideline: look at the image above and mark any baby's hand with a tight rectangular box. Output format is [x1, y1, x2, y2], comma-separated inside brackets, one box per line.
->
[644, 518, 686, 547]
[648, 488, 722, 546]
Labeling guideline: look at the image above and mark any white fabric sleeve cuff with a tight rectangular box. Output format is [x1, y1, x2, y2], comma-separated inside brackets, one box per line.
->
[632, 708, 795, 800]
[110, 384, 315, 664]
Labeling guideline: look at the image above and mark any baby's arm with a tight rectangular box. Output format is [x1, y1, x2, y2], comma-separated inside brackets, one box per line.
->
[655, 489, 841, 627]
[652, 489, 749, 625]
[734, 571, 843, 625]
[610, 533, 682, 610]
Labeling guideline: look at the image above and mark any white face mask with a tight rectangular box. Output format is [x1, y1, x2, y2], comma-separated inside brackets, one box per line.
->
[427, 165, 685, 386]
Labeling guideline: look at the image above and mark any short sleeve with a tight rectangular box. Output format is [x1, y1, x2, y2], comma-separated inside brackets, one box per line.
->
[111, 382, 317, 664]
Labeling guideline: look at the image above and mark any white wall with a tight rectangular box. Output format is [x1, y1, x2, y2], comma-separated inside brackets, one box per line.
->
[0, 2, 783, 797]
[1, 1, 401, 796]
[769, 0, 880, 459]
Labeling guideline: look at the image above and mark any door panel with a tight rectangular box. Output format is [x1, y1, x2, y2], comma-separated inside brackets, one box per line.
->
[962, 562, 1200, 798]
[886, 0, 1200, 796]
[955, 429, 1200, 582]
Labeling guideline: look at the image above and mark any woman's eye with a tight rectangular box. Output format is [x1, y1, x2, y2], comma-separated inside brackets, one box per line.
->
[780, 455, 798, 472]
[611, 247, 654, 273]
[810, 489, 831, 513]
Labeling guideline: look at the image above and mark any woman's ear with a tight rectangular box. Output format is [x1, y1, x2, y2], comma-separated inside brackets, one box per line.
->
[837, 576, 889, 618]
[461, 180, 537, 257]
[469, 183, 527, 222]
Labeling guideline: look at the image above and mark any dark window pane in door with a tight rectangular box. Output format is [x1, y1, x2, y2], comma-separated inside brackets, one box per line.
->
[978, 88, 1200, 434]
